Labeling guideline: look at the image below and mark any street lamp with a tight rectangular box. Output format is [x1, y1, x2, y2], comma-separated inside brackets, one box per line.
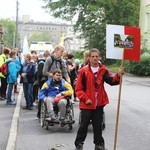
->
[0, 23, 4, 54]
[64, 37, 73, 52]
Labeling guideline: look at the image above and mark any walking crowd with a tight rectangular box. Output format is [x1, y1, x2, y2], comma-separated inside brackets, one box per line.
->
[0, 45, 124, 150]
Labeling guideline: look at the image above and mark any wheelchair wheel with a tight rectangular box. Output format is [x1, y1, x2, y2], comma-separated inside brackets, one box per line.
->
[68, 115, 73, 130]
[70, 102, 74, 119]
[44, 121, 49, 130]
[40, 102, 47, 127]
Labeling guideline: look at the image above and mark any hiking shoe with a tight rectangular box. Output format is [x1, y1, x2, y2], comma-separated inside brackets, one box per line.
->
[95, 145, 108, 150]
[22, 106, 33, 110]
[37, 113, 40, 119]
[28, 107, 33, 110]
[59, 117, 66, 127]
[22, 106, 28, 109]
[1, 97, 6, 100]
[75, 144, 83, 150]
[51, 115, 56, 121]
[60, 120, 66, 127]
[45, 116, 57, 122]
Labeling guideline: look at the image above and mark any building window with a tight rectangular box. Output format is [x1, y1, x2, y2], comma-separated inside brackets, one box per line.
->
[144, 13, 149, 32]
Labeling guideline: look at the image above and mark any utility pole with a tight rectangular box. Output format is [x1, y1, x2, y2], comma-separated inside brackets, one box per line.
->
[15, 0, 19, 48]
[0, 24, 4, 54]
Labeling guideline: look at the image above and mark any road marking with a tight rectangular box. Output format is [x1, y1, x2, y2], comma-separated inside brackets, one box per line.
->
[6, 87, 23, 150]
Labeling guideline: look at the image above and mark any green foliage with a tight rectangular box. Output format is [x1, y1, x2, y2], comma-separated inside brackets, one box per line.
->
[124, 55, 150, 76]
[0, 19, 16, 48]
[28, 32, 52, 45]
[42, 0, 140, 61]
[104, 59, 117, 65]
[106, 64, 119, 73]
[73, 50, 86, 61]
[141, 48, 150, 55]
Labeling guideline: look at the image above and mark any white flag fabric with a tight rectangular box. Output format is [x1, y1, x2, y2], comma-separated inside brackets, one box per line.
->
[106, 24, 140, 62]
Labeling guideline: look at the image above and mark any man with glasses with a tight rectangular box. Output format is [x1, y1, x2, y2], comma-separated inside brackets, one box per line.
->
[74, 48, 124, 150]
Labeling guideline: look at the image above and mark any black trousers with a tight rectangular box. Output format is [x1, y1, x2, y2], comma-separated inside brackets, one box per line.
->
[33, 84, 39, 102]
[0, 77, 8, 97]
[37, 80, 45, 117]
[75, 106, 104, 147]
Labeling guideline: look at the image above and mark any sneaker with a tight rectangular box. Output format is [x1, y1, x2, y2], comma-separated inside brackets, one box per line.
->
[22, 106, 33, 110]
[37, 113, 40, 119]
[1, 97, 5, 101]
[28, 107, 33, 110]
[6, 101, 16, 105]
[49, 112, 56, 121]
[33, 102, 37, 106]
[60, 119, 66, 127]
[45, 116, 57, 123]
[1, 96, 6, 100]
[75, 144, 83, 150]
[51, 115, 56, 121]
[95, 145, 108, 150]
[22, 106, 28, 109]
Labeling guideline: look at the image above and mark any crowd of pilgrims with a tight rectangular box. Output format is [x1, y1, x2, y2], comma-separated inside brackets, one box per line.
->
[0, 45, 89, 111]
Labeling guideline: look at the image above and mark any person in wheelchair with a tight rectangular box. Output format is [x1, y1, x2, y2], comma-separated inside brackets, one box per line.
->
[39, 68, 73, 126]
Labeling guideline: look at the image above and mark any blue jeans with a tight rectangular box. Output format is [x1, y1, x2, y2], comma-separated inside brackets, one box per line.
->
[7, 83, 14, 103]
[23, 83, 33, 107]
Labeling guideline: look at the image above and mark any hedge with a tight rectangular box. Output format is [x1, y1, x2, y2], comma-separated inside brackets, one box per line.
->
[124, 55, 150, 76]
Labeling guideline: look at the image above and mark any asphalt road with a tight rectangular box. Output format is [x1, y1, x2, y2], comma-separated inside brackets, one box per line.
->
[1, 74, 150, 150]
[0, 100, 15, 150]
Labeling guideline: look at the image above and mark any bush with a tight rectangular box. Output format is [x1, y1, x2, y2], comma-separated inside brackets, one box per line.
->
[124, 55, 150, 76]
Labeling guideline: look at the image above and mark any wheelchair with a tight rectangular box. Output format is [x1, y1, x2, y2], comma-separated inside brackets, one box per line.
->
[40, 97, 75, 130]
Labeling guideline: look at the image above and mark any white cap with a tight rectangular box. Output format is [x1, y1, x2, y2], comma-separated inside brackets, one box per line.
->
[74, 59, 80, 64]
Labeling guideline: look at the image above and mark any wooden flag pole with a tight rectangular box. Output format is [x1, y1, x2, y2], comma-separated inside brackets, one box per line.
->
[113, 55, 124, 150]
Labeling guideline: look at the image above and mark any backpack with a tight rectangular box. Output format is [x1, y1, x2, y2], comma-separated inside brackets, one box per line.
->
[42, 56, 63, 82]
[49, 55, 63, 71]
[0, 61, 11, 76]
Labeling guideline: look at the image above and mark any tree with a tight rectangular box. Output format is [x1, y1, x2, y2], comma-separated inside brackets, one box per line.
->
[28, 32, 52, 45]
[0, 19, 16, 49]
[42, 0, 140, 60]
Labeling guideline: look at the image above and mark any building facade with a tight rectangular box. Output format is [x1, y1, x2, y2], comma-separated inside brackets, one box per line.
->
[139, 0, 150, 51]
[18, 16, 85, 52]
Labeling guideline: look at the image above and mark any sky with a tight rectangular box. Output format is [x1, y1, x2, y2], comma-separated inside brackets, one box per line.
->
[0, 0, 63, 22]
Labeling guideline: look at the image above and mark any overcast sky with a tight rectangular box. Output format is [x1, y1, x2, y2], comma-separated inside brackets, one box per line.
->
[0, 0, 61, 22]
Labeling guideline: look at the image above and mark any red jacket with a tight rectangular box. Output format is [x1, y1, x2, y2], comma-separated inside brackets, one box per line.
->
[75, 64, 120, 109]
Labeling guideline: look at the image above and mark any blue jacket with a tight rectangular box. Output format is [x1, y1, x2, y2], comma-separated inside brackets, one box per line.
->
[39, 78, 73, 100]
[20, 61, 36, 83]
[7, 58, 17, 84]
[14, 56, 21, 73]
